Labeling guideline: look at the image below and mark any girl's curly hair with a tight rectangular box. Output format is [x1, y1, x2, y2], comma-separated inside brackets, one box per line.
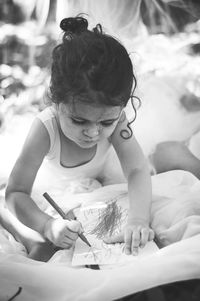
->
[49, 16, 140, 139]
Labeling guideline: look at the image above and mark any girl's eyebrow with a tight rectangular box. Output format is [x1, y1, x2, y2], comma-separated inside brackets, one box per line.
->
[71, 115, 121, 122]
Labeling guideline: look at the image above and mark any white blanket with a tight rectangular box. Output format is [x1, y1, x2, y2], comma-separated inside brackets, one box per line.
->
[0, 170, 200, 300]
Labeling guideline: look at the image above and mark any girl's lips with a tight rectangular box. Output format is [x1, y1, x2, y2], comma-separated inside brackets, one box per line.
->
[82, 136, 99, 143]
[83, 139, 98, 143]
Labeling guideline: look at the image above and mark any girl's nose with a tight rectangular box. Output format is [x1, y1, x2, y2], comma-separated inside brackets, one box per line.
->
[83, 125, 100, 138]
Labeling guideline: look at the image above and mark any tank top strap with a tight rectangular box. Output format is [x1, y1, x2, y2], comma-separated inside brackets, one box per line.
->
[36, 107, 59, 160]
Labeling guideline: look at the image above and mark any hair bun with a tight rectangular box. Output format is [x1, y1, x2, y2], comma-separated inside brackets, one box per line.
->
[60, 17, 88, 34]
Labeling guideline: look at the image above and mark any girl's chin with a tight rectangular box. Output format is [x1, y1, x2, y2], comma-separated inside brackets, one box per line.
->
[77, 139, 98, 148]
[66, 135, 98, 148]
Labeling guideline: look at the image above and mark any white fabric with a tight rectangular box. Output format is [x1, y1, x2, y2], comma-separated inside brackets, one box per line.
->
[0, 236, 200, 301]
[0, 170, 200, 300]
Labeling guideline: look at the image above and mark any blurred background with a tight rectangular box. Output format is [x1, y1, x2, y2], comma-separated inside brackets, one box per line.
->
[1, 0, 200, 184]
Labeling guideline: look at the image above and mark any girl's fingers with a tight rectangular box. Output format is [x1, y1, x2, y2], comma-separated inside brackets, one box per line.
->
[131, 230, 140, 255]
[61, 231, 79, 248]
[63, 231, 78, 241]
[149, 229, 155, 241]
[67, 220, 82, 233]
[104, 226, 155, 256]
[124, 228, 133, 255]
[60, 241, 72, 249]
[140, 228, 149, 248]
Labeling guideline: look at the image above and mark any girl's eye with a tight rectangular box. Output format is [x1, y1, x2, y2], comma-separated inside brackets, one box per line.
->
[71, 118, 115, 127]
[71, 118, 86, 125]
[100, 121, 115, 127]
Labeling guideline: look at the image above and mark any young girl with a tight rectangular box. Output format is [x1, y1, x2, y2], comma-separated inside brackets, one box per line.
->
[3, 16, 154, 261]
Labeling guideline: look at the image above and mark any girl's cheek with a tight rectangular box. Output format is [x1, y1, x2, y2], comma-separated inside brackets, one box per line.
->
[60, 120, 73, 136]
[103, 125, 116, 137]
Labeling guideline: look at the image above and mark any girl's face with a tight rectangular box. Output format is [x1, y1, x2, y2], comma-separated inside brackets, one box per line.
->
[57, 100, 122, 148]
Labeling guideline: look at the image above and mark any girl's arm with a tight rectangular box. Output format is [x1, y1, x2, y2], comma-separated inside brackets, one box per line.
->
[5, 118, 81, 249]
[109, 112, 154, 254]
[5, 118, 52, 232]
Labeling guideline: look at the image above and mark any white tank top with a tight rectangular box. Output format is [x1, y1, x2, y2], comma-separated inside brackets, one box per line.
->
[31, 107, 125, 209]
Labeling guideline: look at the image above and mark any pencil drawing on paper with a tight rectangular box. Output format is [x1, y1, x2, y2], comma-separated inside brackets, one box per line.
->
[82, 242, 125, 264]
[75, 238, 126, 265]
[88, 199, 127, 239]
[72, 197, 130, 265]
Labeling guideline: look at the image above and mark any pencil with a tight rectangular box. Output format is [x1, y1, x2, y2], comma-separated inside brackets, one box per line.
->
[43, 192, 91, 247]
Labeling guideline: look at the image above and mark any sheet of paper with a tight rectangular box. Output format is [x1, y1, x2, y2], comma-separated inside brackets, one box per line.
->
[72, 238, 158, 266]
[72, 197, 159, 266]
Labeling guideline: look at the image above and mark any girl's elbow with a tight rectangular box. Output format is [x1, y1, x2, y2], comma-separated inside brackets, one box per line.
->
[5, 183, 25, 205]
[127, 167, 140, 180]
[5, 174, 29, 200]
[5, 184, 15, 205]
[127, 163, 150, 180]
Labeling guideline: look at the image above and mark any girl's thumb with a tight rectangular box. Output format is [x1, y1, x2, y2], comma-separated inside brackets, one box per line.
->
[68, 220, 82, 233]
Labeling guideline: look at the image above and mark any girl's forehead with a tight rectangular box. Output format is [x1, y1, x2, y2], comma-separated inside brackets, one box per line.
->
[61, 101, 122, 120]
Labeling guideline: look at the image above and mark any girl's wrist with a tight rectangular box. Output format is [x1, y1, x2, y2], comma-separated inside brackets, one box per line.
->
[42, 216, 54, 239]
[127, 214, 150, 225]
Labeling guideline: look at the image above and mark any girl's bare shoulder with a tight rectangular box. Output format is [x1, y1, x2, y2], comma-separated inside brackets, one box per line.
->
[19, 117, 50, 165]
[6, 118, 51, 195]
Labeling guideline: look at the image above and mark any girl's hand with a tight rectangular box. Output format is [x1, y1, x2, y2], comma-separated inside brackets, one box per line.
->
[43, 218, 82, 249]
[123, 219, 154, 255]
[104, 218, 154, 255]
